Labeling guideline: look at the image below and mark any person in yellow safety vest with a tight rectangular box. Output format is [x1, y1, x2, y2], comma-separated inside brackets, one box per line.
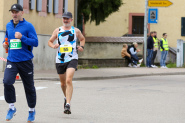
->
[151, 31, 159, 68]
[160, 33, 169, 68]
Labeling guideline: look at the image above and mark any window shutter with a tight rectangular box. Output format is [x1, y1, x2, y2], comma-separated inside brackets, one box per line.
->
[47, 0, 52, 13]
[37, 0, 42, 12]
[17, 0, 23, 7]
[53, 0, 58, 14]
[30, 0, 35, 10]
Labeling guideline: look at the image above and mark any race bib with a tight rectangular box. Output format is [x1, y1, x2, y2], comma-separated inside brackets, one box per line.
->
[60, 44, 72, 53]
[10, 39, 22, 49]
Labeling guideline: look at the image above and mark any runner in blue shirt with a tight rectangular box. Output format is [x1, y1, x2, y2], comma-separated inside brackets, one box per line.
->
[2, 4, 38, 122]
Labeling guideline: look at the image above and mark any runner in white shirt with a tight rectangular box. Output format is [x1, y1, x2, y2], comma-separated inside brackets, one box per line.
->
[48, 12, 85, 114]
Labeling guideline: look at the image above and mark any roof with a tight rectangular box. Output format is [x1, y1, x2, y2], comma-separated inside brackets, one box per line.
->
[85, 37, 144, 43]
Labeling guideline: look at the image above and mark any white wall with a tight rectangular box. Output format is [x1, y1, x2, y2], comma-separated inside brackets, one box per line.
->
[0, 34, 57, 72]
[32, 34, 57, 70]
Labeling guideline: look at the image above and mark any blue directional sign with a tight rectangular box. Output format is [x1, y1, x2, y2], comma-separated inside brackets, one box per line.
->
[148, 8, 158, 23]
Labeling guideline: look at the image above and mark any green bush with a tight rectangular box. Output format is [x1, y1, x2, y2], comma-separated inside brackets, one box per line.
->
[166, 63, 176, 68]
[92, 65, 98, 69]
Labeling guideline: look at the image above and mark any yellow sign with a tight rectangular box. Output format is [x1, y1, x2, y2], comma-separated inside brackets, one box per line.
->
[148, 0, 173, 7]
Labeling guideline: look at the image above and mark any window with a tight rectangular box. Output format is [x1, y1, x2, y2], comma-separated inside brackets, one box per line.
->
[128, 13, 150, 36]
[132, 16, 144, 34]
[55, 0, 64, 18]
[181, 17, 185, 36]
[38, 0, 47, 16]
[17, 0, 29, 14]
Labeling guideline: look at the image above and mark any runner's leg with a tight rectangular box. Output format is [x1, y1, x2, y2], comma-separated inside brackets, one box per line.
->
[59, 73, 66, 97]
[65, 68, 75, 104]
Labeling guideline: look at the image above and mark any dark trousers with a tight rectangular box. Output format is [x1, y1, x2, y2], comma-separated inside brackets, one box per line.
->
[151, 50, 157, 65]
[3, 60, 36, 108]
[125, 56, 137, 65]
[147, 49, 153, 67]
[131, 54, 139, 64]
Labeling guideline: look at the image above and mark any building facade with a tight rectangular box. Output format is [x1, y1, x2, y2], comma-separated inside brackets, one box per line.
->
[84, 0, 184, 48]
[0, 0, 76, 71]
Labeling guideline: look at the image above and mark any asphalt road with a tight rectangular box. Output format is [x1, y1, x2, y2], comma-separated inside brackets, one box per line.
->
[0, 75, 185, 123]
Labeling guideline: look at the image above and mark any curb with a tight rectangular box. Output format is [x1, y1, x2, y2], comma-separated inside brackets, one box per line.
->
[32, 72, 185, 81]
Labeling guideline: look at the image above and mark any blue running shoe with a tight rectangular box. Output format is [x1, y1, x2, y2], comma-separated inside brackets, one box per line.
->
[6, 108, 16, 121]
[27, 110, 36, 122]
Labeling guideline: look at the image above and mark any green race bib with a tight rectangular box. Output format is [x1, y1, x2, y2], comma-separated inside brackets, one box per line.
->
[10, 39, 22, 49]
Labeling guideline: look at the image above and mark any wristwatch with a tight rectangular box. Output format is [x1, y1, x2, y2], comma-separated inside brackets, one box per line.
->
[81, 46, 84, 49]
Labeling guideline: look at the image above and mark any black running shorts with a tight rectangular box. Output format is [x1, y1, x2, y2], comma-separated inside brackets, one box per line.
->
[56, 59, 78, 74]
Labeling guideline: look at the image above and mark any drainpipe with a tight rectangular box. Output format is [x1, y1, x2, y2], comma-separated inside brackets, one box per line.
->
[74, 0, 78, 27]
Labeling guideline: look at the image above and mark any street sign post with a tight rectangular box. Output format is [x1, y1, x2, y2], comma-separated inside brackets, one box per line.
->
[148, 8, 158, 23]
[148, 0, 173, 7]
[144, 0, 173, 66]
[144, 0, 148, 65]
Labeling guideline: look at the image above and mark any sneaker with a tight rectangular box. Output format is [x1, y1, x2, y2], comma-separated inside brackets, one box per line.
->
[137, 64, 141, 67]
[64, 98, 66, 109]
[27, 110, 36, 122]
[164, 66, 168, 68]
[151, 65, 156, 68]
[133, 65, 137, 68]
[128, 63, 132, 67]
[6, 108, 16, 121]
[153, 65, 158, 68]
[64, 104, 71, 114]
[160, 66, 165, 68]
[139, 58, 143, 64]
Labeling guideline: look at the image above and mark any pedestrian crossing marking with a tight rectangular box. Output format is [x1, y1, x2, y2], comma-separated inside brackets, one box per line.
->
[35, 87, 48, 90]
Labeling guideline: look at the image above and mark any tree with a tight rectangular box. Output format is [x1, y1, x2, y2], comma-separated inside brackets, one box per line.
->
[77, 0, 123, 26]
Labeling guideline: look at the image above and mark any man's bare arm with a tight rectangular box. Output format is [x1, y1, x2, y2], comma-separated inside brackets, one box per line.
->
[75, 28, 85, 52]
[48, 28, 59, 49]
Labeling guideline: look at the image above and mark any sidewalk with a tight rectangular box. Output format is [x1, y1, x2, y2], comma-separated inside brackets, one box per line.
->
[1, 67, 184, 81]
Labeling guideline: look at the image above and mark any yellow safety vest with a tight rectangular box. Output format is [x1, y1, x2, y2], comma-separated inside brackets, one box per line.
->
[160, 38, 169, 51]
[153, 37, 158, 48]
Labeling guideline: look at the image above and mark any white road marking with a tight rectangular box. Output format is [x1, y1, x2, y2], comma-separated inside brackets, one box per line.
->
[55, 81, 78, 85]
[0, 95, 18, 101]
[36, 87, 48, 90]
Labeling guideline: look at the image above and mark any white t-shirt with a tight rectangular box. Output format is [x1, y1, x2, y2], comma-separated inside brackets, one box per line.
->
[56, 26, 78, 63]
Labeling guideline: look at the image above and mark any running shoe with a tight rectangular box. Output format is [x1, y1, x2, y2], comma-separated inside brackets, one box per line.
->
[27, 110, 36, 122]
[6, 108, 16, 121]
[64, 104, 71, 114]
[133, 65, 138, 68]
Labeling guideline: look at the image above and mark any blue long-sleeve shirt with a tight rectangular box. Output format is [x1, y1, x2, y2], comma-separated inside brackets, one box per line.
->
[3, 18, 38, 62]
